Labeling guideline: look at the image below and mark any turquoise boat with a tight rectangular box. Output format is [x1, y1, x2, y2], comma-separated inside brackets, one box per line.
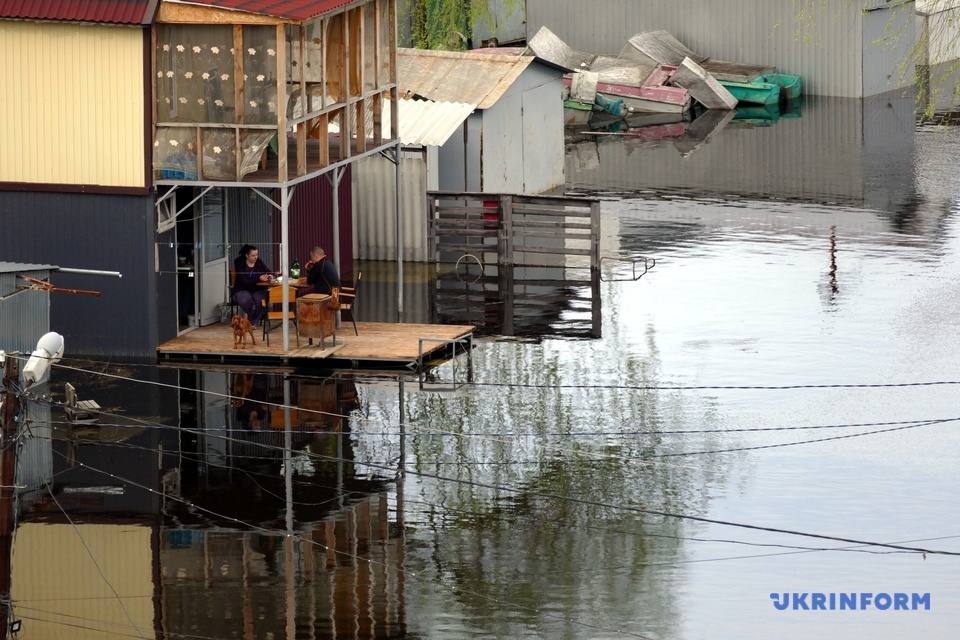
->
[719, 79, 780, 106]
[761, 73, 802, 101]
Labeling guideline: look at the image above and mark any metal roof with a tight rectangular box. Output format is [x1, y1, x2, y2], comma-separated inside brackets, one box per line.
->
[0, 0, 158, 25]
[390, 99, 476, 147]
[0, 262, 57, 274]
[398, 48, 537, 110]
[173, 0, 354, 21]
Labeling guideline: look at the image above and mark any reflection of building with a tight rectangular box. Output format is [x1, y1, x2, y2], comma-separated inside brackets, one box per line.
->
[11, 522, 157, 640]
[160, 495, 405, 640]
[15, 370, 406, 639]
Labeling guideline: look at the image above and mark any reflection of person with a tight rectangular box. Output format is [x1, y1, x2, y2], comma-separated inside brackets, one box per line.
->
[303, 246, 341, 294]
[234, 373, 269, 431]
[231, 245, 273, 325]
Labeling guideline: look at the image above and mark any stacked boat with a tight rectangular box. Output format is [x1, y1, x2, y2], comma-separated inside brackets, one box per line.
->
[527, 27, 802, 125]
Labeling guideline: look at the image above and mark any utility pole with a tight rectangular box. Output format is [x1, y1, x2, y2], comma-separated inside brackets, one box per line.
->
[0, 356, 20, 640]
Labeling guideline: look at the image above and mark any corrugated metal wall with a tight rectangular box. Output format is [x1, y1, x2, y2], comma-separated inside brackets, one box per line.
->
[16, 400, 52, 496]
[0, 20, 146, 187]
[354, 261, 433, 324]
[525, 0, 872, 97]
[353, 150, 432, 262]
[0, 269, 50, 354]
[227, 188, 275, 269]
[0, 191, 161, 358]
[272, 170, 354, 276]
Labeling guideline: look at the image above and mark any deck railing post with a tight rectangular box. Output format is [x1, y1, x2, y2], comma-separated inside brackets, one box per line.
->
[590, 201, 601, 272]
[499, 194, 513, 267]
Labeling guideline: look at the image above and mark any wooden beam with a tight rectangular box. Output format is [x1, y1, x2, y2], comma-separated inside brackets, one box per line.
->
[157, 1, 287, 25]
[317, 113, 329, 166]
[342, 13, 351, 159]
[276, 23, 288, 182]
[297, 24, 307, 176]
[388, 0, 398, 141]
[233, 25, 245, 124]
[373, 0, 382, 90]
[355, 7, 366, 154]
[372, 93, 382, 145]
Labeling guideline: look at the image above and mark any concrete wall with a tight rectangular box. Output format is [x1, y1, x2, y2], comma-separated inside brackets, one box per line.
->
[0, 191, 170, 358]
[526, 0, 916, 97]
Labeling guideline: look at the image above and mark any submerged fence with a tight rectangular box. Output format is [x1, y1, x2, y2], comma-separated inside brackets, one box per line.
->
[427, 191, 602, 339]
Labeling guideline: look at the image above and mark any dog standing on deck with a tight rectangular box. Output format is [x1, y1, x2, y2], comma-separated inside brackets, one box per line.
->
[232, 314, 256, 349]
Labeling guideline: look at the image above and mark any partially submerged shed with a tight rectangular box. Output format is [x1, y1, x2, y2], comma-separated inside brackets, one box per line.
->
[397, 48, 565, 194]
[0, 262, 55, 354]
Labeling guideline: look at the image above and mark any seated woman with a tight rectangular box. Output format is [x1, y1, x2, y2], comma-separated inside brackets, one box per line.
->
[231, 245, 273, 325]
[302, 246, 341, 294]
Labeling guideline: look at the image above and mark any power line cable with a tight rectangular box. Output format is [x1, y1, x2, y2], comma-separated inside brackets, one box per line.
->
[47, 449, 655, 639]
[43, 405, 960, 557]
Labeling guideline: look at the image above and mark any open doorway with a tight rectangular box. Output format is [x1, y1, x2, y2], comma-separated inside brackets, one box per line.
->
[174, 187, 230, 334]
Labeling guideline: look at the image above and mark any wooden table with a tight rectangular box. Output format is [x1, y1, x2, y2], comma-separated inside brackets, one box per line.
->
[296, 293, 337, 347]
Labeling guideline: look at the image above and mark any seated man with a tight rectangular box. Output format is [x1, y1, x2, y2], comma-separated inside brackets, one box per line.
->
[303, 246, 341, 295]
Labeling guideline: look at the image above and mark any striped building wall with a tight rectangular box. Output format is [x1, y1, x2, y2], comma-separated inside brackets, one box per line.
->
[0, 20, 148, 189]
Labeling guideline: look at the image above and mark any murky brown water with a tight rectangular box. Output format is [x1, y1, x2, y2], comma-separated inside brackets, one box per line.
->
[12, 94, 960, 639]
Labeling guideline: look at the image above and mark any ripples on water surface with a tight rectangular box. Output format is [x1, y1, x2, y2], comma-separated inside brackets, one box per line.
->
[13, 96, 960, 639]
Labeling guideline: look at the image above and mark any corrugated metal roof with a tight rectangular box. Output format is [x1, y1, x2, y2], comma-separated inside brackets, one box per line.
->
[176, 0, 354, 21]
[0, 262, 57, 274]
[378, 99, 475, 146]
[398, 48, 535, 110]
[0, 0, 157, 25]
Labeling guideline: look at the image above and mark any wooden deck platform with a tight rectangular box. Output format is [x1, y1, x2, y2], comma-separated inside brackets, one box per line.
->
[157, 322, 475, 369]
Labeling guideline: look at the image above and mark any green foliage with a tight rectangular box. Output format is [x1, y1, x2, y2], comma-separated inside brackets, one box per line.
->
[405, 0, 522, 50]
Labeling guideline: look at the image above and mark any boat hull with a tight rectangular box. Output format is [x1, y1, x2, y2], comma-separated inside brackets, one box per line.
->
[719, 80, 780, 106]
[761, 73, 803, 101]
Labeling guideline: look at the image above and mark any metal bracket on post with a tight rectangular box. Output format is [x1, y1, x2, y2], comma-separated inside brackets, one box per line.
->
[414, 333, 474, 391]
[599, 256, 656, 282]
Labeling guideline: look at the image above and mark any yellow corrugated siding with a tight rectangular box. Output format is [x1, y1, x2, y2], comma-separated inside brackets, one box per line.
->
[12, 523, 156, 639]
[0, 21, 145, 187]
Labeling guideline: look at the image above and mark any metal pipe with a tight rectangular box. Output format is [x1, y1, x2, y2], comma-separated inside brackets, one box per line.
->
[395, 144, 404, 317]
[57, 268, 123, 279]
[332, 168, 342, 329]
[281, 186, 291, 351]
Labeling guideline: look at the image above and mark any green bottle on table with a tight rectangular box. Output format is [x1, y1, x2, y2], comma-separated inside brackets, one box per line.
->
[290, 258, 301, 279]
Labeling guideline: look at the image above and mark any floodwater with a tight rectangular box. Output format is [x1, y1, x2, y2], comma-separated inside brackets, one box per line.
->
[12, 93, 960, 639]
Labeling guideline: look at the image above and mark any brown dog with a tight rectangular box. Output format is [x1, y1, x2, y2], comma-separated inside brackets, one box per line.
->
[232, 314, 256, 349]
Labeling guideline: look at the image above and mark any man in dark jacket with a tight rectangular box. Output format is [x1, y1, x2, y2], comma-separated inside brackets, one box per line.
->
[304, 246, 341, 294]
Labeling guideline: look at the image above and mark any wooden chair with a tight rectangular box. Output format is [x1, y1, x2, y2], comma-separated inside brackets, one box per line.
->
[339, 271, 361, 336]
[262, 285, 300, 347]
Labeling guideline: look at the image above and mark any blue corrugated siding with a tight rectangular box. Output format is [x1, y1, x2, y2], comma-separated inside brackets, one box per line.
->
[0, 191, 163, 358]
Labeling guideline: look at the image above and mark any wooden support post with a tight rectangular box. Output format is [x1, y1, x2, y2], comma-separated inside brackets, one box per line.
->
[321, 18, 328, 107]
[317, 113, 329, 166]
[276, 23, 288, 182]
[499, 195, 513, 267]
[373, 0, 382, 90]
[372, 94, 382, 145]
[342, 12, 352, 159]
[589, 201, 601, 272]
[234, 25, 245, 124]
[355, 8, 366, 154]
[388, 0, 398, 141]
[195, 127, 203, 180]
[297, 25, 308, 176]
[0, 357, 19, 640]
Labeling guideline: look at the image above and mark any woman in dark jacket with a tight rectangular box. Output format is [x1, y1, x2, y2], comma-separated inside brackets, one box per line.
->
[231, 245, 272, 325]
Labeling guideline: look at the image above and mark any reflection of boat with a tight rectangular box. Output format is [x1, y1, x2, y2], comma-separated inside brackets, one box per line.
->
[734, 103, 780, 123]
[720, 79, 780, 106]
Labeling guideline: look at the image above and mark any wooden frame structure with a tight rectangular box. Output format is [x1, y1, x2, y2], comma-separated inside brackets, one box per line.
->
[151, 0, 403, 352]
